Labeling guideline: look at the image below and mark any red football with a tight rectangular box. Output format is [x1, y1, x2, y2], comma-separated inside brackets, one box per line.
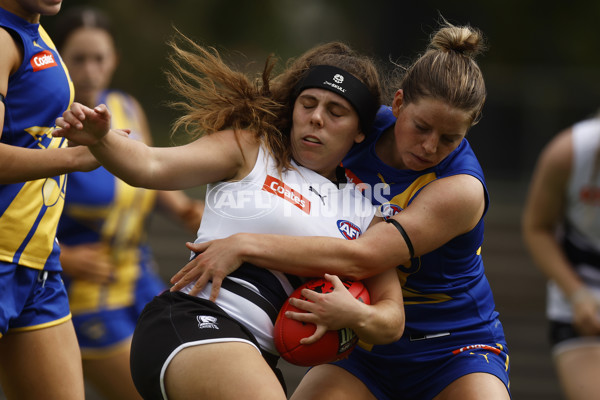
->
[274, 278, 370, 367]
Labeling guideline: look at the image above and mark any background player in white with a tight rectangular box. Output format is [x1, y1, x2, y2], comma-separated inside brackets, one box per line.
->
[523, 111, 600, 400]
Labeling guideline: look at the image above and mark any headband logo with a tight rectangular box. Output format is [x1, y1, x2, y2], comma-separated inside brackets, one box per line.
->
[295, 65, 377, 133]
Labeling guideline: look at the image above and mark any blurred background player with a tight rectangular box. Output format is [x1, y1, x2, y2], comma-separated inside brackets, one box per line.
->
[523, 111, 600, 400]
[0, 0, 100, 398]
[51, 6, 203, 400]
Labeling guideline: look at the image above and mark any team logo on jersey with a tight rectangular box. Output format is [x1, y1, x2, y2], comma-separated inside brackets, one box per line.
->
[205, 180, 276, 220]
[197, 315, 219, 329]
[263, 175, 311, 214]
[30, 50, 58, 72]
[380, 203, 402, 218]
[337, 220, 362, 240]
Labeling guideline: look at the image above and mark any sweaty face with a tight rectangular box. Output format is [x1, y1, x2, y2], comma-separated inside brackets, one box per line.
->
[290, 88, 365, 181]
[60, 27, 117, 107]
[387, 90, 472, 171]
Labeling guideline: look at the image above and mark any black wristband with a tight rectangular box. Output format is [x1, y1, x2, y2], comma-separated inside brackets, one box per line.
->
[386, 218, 415, 259]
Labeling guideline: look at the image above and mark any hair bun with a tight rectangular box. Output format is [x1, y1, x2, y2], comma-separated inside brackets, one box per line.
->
[430, 24, 486, 58]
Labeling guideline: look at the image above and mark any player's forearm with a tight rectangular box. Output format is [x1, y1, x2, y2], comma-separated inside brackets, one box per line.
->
[523, 228, 583, 296]
[89, 130, 157, 188]
[0, 144, 89, 183]
[236, 232, 377, 280]
[156, 190, 204, 234]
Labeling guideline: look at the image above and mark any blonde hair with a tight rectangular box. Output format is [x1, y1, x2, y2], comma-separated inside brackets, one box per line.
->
[165, 33, 381, 172]
[393, 19, 487, 126]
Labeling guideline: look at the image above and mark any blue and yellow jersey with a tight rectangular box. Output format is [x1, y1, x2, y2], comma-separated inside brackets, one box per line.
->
[0, 8, 74, 271]
[343, 106, 498, 335]
[57, 90, 161, 313]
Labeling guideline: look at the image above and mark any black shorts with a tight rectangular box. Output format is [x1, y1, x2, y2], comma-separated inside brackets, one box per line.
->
[549, 320, 578, 346]
[130, 291, 283, 400]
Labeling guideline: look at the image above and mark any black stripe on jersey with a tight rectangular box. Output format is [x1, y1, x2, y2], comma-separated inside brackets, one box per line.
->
[285, 273, 304, 290]
[221, 278, 279, 323]
[230, 263, 297, 314]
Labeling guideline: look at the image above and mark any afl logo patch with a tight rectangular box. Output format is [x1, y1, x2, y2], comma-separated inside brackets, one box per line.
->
[31, 50, 58, 71]
[337, 220, 362, 240]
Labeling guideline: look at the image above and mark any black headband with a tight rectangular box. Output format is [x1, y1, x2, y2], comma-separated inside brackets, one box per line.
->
[293, 65, 379, 134]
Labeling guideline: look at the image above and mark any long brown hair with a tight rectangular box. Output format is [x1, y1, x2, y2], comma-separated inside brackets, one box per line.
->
[166, 33, 381, 172]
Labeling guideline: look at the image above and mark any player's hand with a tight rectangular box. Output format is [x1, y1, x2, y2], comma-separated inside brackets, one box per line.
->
[180, 199, 204, 234]
[285, 274, 363, 344]
[572, 289, 600, 336]
[169, 237, 244, 300]
[59, 243, 115, 284]
[54, 103, 112, 146]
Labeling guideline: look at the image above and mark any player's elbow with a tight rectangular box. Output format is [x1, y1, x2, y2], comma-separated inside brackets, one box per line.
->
[390, 315, 405, 342]
[380, 312, 405, 344]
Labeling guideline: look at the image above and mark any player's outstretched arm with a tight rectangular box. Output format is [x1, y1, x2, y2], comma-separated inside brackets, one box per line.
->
[171, 174, 485, 300]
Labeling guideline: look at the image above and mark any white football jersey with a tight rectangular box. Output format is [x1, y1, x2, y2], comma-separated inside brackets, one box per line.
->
[181, 144, 376, 354]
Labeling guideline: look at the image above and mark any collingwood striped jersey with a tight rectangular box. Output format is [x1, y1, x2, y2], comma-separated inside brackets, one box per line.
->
[180, 145, 376, 354]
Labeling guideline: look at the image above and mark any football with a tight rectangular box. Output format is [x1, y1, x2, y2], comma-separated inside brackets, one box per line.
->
[274, 278, 370, 367]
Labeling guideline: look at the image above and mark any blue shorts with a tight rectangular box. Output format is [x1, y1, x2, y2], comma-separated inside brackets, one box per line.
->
[333, 320, 511, 399]
[0, 261, 71, 337]
[71, 269, 166, 355]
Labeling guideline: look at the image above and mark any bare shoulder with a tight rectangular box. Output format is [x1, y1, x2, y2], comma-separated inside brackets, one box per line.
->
[526, 127, 573, 205]
[538, 127, 573, 174]
[186, 128, 261, 182]
[420, 173, 484, 207]
[0, 26, 22, 89]
[522, 127, 574, 227]
[210, 128, 260, 157]
[400, 173, 485, 239]
[230, 129, 261, 180]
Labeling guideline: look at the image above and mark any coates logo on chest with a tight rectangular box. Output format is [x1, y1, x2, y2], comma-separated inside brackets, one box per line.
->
[31, 50, 57, 72]
[263, 175, 311, 214]
[337, 220, 362, 240]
